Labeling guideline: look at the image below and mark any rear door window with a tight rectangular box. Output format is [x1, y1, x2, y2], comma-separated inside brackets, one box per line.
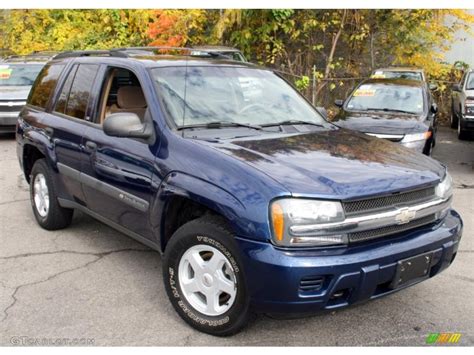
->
[28, 64, 65, 109]
[65, 64, 100, 120]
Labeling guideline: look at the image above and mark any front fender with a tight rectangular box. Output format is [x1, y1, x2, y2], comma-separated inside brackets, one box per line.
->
[150, 171, 272, 251]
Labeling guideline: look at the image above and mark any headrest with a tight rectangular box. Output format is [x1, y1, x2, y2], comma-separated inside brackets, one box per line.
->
[117, 86, 146, 109]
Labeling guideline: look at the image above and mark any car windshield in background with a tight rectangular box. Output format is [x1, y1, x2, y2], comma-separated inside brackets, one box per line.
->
[152, 66, 325, 128]
[372, 71, 423, 81]
[346, 83, 424, 114]
[0, 64, 44, 86]
[467, 73, 474, 90]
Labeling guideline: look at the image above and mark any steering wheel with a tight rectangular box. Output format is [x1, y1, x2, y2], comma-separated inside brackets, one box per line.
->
[239, 103, 266, 115]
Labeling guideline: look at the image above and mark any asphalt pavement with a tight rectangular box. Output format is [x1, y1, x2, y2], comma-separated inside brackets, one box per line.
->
[0, 127, 472, 346]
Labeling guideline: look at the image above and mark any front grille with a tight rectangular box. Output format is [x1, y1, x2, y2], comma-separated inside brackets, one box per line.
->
[343, 186, 436, 216]
[348, 214, 437, 244]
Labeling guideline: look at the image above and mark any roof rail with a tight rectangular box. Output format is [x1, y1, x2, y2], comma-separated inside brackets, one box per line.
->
[53, 50, 128, 60]
[51, 47, 238, 61]
[112, 46, 233, 59]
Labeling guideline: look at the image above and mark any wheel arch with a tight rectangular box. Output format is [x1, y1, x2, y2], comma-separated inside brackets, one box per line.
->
[151, 172, 253, 253]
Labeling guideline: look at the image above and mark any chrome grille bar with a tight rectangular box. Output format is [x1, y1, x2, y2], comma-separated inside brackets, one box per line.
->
[289, 196, 451, 237]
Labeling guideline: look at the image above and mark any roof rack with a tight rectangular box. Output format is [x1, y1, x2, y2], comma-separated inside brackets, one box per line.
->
[51, 47, 236, 61]
[112, 46, 233, 59]
[53, 50, 128, 59]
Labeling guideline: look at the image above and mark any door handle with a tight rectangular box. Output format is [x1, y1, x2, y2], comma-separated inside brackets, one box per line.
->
[85, 141, 97, 151]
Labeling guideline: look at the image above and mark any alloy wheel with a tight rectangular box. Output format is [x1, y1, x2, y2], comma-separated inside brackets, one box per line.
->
[33, 173, 49, 217]
[178, 244, 237, 316]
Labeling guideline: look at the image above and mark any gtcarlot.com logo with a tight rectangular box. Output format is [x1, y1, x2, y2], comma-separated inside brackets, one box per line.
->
[426, 333, 462, 344]
[10, 336, 95, 346]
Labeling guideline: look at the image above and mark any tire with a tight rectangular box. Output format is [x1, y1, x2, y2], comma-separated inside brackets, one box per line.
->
[457, 117, 469, 140]
[450, 103, 458, 129]
[423, 138, 433, 156]
[163, 215, 251, 336]
[30, 159, 73, 230]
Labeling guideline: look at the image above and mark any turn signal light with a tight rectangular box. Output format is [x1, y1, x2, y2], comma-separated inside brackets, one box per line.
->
[271, 202, 285, 241]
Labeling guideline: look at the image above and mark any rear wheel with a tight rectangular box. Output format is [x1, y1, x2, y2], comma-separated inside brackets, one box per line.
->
[163, 216, 251, 336]
[450, 103, 458, 129]
[30, 159, 73, 230]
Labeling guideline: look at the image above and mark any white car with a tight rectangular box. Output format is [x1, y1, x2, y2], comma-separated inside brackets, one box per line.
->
[451, 69, 474, 140]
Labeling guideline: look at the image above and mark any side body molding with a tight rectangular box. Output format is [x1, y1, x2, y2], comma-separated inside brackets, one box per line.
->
[57, 163, 149, 212]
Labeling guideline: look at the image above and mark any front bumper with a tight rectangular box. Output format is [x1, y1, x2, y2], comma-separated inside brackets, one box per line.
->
[0, 112, 20, 132]
[236, 210, 462, 314]
[460, 114, 474, 131]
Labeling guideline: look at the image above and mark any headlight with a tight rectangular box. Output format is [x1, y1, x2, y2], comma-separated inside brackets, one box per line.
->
[401, 131, 432, 143]
[270, 199, 347, 247]
[435, 172, 453, 200]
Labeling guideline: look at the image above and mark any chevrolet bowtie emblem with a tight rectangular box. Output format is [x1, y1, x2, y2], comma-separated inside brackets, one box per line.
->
[395, 207, 416, 225]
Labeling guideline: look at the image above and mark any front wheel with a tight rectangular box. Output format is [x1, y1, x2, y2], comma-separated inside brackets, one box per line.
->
[458, 117, 469, 140]
[163, 216, 251, 336]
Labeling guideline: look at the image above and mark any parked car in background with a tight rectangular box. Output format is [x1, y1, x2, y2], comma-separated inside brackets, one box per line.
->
[16, 48, 461, 336]
[451, 68, 474, 140]
[371, 67, 437, 91]
[0, 53, 54, 133]
[332, 78, 438, 155]
[191, 45, 247, 62]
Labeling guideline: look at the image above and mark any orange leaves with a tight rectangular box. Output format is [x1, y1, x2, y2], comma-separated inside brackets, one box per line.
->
[146, 9, 208, 47]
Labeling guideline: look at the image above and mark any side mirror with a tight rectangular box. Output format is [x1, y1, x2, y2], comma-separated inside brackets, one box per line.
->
[452, 84, 462, 92]
[316, 106, 328, 119]
[103, 113, 152, 139]
[428, 83, 438, 91]
[431, 103, 438, 114]
[334, 99, 344, 108]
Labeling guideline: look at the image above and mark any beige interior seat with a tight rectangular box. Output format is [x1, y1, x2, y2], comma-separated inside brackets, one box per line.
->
[109, 86, 147, 120]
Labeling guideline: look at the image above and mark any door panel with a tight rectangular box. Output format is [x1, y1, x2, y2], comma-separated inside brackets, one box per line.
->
[48, 113, 87, 203]
[81, 126, 156, 238]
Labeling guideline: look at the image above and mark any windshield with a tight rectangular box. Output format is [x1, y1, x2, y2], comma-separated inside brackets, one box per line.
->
[346, 83, 425, 114]
[371, 71, 423, 81]
[0, 63, 44, 86]
[467, 73, 474, 90]
[152, 66, 325, 128]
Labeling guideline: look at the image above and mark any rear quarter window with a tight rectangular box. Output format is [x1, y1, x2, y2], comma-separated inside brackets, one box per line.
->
[28, 64, 65, 109]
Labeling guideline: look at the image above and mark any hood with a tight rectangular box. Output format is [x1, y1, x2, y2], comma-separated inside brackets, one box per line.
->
[466, 89, 474, 98]
[200, 128, 443, 200]
[332, 111, 426, 135]
[0, 86, 32, 100]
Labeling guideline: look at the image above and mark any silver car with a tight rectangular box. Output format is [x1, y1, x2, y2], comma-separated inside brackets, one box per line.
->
[451, 69, 474, 140]
[0, 55, 50, 133]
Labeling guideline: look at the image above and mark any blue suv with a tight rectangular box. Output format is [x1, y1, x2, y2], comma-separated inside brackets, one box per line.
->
[16, 48, 462, 336]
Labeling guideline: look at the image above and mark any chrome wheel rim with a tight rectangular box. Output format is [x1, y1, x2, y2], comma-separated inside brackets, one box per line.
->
[33, 173, 49, 217]
[458, 117, 461, 136]
[178, 244, 237, 316]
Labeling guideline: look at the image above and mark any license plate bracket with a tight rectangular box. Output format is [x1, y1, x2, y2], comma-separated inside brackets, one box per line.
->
[390, 251, 433, 289]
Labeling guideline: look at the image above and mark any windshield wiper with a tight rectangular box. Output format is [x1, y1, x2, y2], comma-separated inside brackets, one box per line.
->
[365, 108, 418, 115]
[262, 120, 326, 128]
[177, 121, 263, 131]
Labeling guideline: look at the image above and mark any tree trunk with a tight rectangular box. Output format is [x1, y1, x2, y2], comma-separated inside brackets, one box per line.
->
[315, 9, 348, 97]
